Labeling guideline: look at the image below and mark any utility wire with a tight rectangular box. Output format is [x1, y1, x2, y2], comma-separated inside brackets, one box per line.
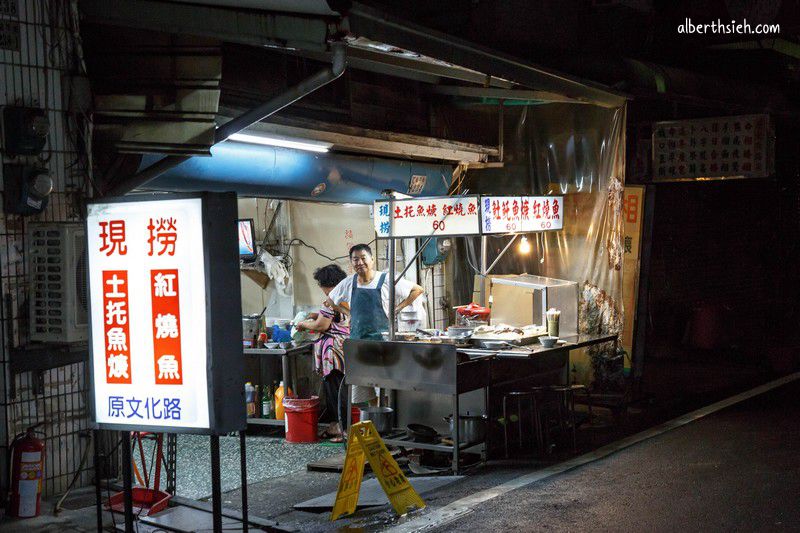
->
[285, 238, 377, 263]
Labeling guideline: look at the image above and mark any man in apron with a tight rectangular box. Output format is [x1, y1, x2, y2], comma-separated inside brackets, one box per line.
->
[329, 243, 425, 404]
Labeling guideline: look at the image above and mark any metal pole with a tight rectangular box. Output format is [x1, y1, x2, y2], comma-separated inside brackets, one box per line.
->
[120, 431, 134, 533]
[239, 431, 249, 532]
[166, 433, 177, 495]
[386, 195, 397, 410]
[485, 234, 519, 275]
[281, 353, 291, 399]
[93, 430, 103, 533]
[388, 199, 396, 342]
[211, 435, 222, 533]
[395, 235, 434, 284]
[479, 235, 488, 305]
[395, 193, 469, 285]
[107, 43, 347, 196]
[214, 43, 346, 143]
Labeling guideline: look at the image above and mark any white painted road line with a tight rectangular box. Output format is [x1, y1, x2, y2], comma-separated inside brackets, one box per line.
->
[388, 372, 800, 532]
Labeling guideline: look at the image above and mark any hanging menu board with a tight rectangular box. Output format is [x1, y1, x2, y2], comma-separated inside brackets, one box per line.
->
[87, 192, 244, 434]
[373, 196, 481, 238]
[652, 114, 771, 181]
[481, 196, 564, 234]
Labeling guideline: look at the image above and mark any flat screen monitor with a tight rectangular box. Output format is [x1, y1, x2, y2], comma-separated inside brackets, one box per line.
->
[237, 218, 257, 261]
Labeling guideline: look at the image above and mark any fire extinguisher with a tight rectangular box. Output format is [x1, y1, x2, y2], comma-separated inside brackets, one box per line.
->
[8, 424, 45, 518]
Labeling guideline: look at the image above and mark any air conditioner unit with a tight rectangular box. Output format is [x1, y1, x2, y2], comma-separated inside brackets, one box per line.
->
[28, 222, 88, 343]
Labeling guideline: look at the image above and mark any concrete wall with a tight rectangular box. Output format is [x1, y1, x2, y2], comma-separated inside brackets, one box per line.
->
[236, 199, 375, 317]
[289, 201, 374, 311]
[237, 198, 294, 318]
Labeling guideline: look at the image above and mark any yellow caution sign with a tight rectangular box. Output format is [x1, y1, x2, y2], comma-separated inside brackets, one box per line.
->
[330, 421, 426, 520]
[330, 423, 367, 520]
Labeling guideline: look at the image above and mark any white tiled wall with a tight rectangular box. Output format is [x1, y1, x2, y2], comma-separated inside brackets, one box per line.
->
[422, 262, 448, 330]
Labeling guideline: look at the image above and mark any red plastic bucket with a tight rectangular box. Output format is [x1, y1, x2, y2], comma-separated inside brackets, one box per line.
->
[283, 396, 319, 443]
[351, 406, 361, 425]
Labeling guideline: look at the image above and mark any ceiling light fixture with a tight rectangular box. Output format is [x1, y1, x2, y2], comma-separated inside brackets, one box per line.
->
[227, 133, 331, 153]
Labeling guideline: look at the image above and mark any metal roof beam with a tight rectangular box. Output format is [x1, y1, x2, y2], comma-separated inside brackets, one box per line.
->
[345, 2, 628, 108]
[220, 111, 498, 163]
[286, 45, 516, 87]
[427, 85, 591, 104]
[79, 0, 332, 50]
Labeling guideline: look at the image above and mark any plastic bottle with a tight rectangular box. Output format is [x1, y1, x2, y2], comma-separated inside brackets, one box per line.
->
[244, 382, 255, 417]
[274, 381, 293, 420]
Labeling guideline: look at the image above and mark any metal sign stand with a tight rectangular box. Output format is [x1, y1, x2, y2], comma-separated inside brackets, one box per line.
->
[121, 431, 135, 533]
[210, 435, 222, 533]
[240, 430, 249, 532]
[93, 430, 103, 532]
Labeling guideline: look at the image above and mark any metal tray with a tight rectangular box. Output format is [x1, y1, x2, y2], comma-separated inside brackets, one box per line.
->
[469, 334, 541, 349]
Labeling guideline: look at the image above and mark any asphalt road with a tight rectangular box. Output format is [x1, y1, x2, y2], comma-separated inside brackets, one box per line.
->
[426, 378, 800, 533]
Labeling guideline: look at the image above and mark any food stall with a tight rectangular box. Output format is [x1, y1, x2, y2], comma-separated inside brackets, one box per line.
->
[344, 194, 619, 472]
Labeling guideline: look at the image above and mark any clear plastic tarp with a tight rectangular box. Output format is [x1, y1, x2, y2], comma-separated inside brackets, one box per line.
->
[453, 103, 627, 387]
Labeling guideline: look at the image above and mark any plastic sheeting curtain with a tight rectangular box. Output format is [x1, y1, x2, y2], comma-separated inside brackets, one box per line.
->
[454, 103, 627, 387]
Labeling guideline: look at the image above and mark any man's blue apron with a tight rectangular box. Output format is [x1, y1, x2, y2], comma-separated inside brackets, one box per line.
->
[349, 273, 390, 340]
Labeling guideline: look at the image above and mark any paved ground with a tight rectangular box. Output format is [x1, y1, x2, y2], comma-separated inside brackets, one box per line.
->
[419, 376, 800, 533]
[1, 367, 793, 532]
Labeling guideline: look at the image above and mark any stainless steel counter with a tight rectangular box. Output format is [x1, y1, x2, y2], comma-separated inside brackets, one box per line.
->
[343, 333, 618, 472]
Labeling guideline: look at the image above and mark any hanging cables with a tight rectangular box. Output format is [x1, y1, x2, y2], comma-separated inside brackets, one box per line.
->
[285, 238, 377, 263]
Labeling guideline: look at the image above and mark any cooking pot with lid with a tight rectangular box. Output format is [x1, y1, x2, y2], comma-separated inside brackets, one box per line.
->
[443, 412, 487, 444]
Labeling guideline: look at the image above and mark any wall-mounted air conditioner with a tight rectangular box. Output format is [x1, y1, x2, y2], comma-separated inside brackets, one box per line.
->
[28, 222, 88, 343]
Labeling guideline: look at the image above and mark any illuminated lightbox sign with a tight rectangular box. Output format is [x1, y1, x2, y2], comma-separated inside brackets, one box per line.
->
[374, 196, 481, 238]
[481, 196, 564, 234]
[87, 193, 243, 433]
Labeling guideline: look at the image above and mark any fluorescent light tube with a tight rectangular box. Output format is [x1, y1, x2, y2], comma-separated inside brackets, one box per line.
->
[227, 133, 331, 153]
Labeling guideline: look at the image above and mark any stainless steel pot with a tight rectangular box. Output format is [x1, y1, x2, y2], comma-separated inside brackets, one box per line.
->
[444, 412, 487, 444]
[446, 326, 474, 339]
[359, 406, 394, 434]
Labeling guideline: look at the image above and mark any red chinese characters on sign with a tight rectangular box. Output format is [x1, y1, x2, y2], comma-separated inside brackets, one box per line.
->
[150, 270, 183, 385]
[103, 271, 131, 384]
[623, 194, 639, 224]
[377, 198, 480, 237]
[98, 221, 128, 256]
[532, 200, 542, 219]
[387, 200, 475, 221]
[147, 218, 178, 256]
[482, 196, 563, 233]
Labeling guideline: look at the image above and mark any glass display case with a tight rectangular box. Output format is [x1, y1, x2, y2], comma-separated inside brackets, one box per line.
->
[488, 275, 578, 337]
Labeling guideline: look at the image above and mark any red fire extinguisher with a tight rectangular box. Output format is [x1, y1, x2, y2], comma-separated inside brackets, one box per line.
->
[8, 425, 45, 518]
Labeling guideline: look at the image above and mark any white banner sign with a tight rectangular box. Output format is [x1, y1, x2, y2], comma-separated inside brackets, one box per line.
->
[87, 198, 211, 430]
[481, 196, 564, 234]
[374, 196, 481, 238]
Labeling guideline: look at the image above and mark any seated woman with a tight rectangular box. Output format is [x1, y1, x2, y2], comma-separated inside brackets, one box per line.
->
[295, 264, 349, 442]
